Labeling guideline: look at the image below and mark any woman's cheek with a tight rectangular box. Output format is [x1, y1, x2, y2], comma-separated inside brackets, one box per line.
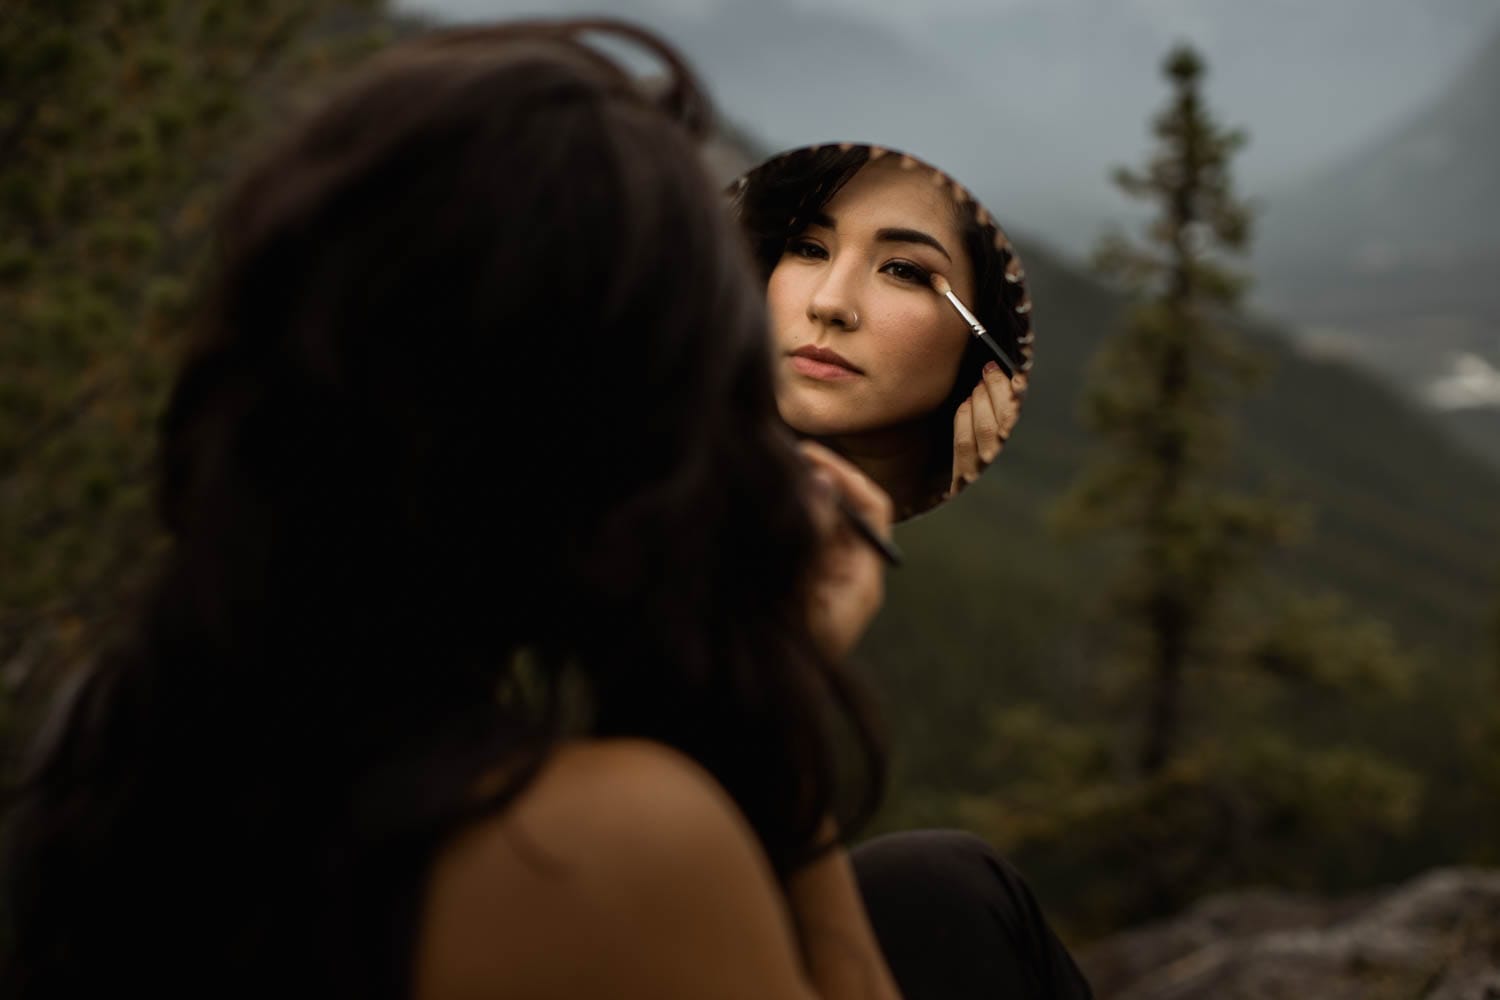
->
[892, 303, 952, 368]
[766, 266, 802, 341]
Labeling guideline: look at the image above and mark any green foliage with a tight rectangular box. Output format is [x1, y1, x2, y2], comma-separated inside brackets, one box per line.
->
[1467, 587, 1500, 863]
[956, 711, 1421, 933]
[0, 1, 392, 747]
[1236, 591, 1411, 693]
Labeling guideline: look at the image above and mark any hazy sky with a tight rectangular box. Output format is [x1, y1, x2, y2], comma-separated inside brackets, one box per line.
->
[396, 0, 1499, 254]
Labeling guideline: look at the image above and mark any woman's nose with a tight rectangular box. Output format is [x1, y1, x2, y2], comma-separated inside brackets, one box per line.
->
[808, 266, 861, 332]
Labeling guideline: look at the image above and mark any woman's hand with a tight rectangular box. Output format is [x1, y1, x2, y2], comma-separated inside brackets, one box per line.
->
[800, 441, 895, 662]
[949, 361, 1025, 497]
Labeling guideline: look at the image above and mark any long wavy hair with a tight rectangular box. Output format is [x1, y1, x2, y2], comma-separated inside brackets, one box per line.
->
[731, 144, 1035, 518]
[0, 21, 885, 999]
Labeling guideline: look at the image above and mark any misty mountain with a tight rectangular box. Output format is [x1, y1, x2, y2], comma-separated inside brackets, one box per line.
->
[1259, 25, 1500, 267]
[887, 0, 1500, 249]
[1253, 25, 1500, 463]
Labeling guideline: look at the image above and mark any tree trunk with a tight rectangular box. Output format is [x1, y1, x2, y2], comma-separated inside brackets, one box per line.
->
[1140, 591, 1187, 775]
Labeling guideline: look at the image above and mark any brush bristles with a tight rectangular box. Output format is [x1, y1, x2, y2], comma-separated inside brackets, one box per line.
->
[930, 273, 952, 296]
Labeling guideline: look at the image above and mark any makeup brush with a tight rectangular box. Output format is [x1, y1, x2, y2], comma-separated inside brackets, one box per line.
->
[837, 496, 903, 567]
[801, 444, 904, 568]
[930, 274, 1022, 378]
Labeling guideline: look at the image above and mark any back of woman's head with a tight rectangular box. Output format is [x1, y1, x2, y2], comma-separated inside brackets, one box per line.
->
[1, 21, 883, 998]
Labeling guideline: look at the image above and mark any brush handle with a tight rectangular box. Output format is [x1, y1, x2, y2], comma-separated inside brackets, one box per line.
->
[837, 496, 903, 568]
[976, 330, 1020, 379]
[943, 290, 1021, 378]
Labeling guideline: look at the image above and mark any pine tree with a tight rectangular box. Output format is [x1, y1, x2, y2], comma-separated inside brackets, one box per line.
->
[1057, 46, 1286, 775]
[955, 47, 1421, 930]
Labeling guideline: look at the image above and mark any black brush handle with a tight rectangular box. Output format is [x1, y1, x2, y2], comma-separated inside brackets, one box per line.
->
[837, 496, 903, 568]
[976, 329, 1020, 379]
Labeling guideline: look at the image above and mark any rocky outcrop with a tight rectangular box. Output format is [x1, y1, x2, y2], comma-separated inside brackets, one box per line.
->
[1079, 868, 1500, 999]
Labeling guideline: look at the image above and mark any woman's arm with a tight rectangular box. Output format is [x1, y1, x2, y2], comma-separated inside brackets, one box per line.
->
[791, 446, 904, 997]
[783, 820, 903, 1000]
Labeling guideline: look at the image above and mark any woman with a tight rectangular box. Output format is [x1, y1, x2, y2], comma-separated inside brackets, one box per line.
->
[733, 148, 1090, 999]
[0, 20, 1087, 1000]
[734, 145, 1034, 520]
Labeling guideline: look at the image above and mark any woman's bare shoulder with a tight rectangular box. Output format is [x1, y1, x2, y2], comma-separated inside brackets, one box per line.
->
[413, 738, 819, 1000]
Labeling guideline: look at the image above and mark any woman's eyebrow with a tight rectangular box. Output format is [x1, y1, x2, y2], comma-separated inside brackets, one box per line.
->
[806, 212, 953, 263]
[876, 227, 952, 263]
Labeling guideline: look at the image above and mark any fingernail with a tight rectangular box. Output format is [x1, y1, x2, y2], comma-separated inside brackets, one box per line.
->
[983, 361, 1000, 376]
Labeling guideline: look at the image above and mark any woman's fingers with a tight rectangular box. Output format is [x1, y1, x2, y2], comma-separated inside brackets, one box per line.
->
[951, 364, 1027, 497]
[951, 398, 980, 495]
[797, 441, 892, 660]
[1005, 370, 1028, 438]
[970, 371, 1004, 465]
[979, 362, 1022, 458]
[799, 440, 893, 536]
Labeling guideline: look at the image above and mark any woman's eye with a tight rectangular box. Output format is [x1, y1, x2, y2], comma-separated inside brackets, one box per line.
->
[883, 260, 930, 284]
[786, 239, 828, 261]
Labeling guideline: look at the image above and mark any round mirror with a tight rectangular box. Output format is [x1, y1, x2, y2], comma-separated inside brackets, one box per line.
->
[729, 143, 1034, 522]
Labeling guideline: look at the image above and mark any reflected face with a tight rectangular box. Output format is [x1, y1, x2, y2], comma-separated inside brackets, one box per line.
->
[767, 158, 976, 437]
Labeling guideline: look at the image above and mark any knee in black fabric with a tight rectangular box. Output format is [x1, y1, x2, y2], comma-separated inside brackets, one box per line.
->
[851, 829, 1093, 1000]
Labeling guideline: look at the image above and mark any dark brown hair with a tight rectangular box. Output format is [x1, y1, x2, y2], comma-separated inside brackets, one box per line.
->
[0, 21, 884, 999]
[731, 144, 1035, 518]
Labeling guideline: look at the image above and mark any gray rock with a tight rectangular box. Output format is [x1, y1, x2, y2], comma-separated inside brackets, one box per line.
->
[1079, 868, 1500, 999]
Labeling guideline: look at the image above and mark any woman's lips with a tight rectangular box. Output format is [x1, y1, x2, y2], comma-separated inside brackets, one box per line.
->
[787, 346, 863, 382]
[789, 356, 862, 381]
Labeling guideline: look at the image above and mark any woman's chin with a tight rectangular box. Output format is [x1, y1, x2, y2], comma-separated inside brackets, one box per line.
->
[778, 403, 868, 439]
[778, 397, 935, 442]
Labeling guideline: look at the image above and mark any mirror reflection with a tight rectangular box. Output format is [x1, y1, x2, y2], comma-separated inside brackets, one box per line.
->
[731, 144, 1035, 521]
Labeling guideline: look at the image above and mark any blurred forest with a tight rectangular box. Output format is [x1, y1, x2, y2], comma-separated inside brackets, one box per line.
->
[0, 0, 393, 741]
[2, 0, 1498, 946]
